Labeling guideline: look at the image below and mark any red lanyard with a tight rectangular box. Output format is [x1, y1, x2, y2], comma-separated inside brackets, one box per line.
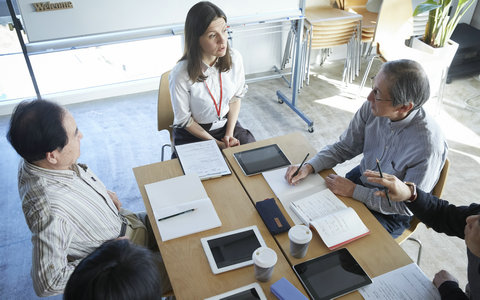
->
[204, 72, 222, 119]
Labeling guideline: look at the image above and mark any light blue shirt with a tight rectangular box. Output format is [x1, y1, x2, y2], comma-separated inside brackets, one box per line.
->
[308, 101, 448, 215]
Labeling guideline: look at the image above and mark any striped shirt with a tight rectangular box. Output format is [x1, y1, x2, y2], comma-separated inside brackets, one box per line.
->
[18, 160, 125, 296]
[308, 101, 448, 216]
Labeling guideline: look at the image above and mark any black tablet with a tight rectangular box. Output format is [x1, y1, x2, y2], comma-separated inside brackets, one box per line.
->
[233, 144, 291, 176]
[293, 248, 372, 300]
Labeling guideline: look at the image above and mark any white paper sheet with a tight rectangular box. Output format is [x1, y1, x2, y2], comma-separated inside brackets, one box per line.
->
[359, 263, 441, 300]
[175, 139, 231, 180]
[262, 167, 327, 224]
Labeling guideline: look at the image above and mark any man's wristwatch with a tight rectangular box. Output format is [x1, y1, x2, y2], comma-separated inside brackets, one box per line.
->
[404, 182, 417, 202]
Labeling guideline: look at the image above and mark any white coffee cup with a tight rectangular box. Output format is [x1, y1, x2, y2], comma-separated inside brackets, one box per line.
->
[252, 246, 277, 282]
[288, 225, 312, 258]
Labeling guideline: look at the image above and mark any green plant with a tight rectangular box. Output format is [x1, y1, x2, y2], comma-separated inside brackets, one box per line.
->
[413, 0, 476, 48]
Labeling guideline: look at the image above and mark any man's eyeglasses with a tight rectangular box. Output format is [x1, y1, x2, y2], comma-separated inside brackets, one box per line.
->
[370, 76, 393, 102]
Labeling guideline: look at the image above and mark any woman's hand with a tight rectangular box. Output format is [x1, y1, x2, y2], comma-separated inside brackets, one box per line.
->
[364, 170, 411, 202]
[222, 135, 239, 148]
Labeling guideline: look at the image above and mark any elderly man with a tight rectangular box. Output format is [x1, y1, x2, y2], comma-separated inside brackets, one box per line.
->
[6, 99, 169, 297]
[365, 170, 480, 299]
[286, 59, 448, 238]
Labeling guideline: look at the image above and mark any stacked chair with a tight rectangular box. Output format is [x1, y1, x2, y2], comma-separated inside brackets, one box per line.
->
[341, 0, 378, 56]
[304, 6, 362, 84]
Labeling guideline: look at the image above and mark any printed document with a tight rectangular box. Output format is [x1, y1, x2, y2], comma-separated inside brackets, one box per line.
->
[175, 139, 231, 180]
[359, 263, 440, 300]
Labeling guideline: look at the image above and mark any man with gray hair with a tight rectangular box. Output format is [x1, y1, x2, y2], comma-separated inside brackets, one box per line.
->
[286, 59, 448, 238]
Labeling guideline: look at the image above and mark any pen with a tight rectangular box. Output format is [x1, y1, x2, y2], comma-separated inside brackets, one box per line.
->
[292, 153, 310, 179]
[157, 208, 195, 222]
[376, 159, 392, 207]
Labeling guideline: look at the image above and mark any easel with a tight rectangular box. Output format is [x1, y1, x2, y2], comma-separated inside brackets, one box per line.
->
[7, 0, 42, 99]
[276, 0, 314, 133]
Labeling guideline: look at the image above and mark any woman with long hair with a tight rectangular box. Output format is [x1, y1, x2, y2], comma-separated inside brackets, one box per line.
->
[169, 1, 255, 149]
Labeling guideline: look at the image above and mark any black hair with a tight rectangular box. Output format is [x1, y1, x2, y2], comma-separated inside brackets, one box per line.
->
[63, 239, 162, 300]
[180, 1, 232, 82]
[6, 99, 67, 163]
[381, 59, 431, 109]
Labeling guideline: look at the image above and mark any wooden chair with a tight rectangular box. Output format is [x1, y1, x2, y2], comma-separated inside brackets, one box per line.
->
[343, 0, 378, 56]
[305, 6, 362, 84]
[158, 70, 174, 161]
[394, 158, 450, 265]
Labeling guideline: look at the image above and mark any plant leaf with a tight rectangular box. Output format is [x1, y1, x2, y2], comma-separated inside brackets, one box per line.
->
[413, 1, 441, 16]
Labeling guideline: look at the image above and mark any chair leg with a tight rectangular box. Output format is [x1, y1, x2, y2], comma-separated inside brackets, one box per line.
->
[358, 54, 379, 99]
[407, 237, 422, 266]
[161, 144, 172, 162]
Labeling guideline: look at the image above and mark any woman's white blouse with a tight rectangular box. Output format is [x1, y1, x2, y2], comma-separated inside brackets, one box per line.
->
[169, 48, 248, 127]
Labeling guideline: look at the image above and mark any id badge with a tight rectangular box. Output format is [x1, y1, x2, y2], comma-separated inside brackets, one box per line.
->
[210, 117, 227, 131]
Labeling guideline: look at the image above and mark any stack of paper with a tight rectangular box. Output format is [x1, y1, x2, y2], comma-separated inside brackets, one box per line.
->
[175, 139, 231, 180]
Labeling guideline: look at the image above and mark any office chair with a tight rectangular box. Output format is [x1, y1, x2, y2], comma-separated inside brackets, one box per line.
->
[395, 158, 450, 265]
[158, 70, 174, 161]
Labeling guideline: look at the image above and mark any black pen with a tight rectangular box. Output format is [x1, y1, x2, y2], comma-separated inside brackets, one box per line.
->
[292, 153, 310, 179]
[376, 159, 392, 207]
[158, 208, 195, 222]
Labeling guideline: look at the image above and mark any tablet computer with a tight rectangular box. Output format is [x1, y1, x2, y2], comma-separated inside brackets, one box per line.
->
[293, 248, 372, 300]
[233, 144, 291, 176]
[201, 225, 266, 274]
[204, 282, 267, 300]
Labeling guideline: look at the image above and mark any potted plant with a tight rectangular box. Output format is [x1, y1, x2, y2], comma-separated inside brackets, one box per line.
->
[413, 0, 476, 48]
[411, 0, 475, 72]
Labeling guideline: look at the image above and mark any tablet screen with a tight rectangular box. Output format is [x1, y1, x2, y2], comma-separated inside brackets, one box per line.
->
[233, 144, 291, 176]
[205, 282, 267, 300]
[208, 229, 262, 268]
[294, 248, 372, 300]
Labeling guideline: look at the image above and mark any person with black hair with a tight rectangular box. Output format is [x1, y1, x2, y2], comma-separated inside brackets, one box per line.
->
[285, 59, 448, 238]
[169, 1, 255, 149]
[6, 99, 170, 297]
[64, 239, 162, 300]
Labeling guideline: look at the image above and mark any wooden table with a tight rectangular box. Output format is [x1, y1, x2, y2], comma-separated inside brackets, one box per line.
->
[133, 159, 307, 300]
[223, 132, 413, 299]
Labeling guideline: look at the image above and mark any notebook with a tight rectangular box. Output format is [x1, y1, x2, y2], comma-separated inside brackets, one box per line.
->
[144, 173, 221, 241]
[263, 166, 369, 249]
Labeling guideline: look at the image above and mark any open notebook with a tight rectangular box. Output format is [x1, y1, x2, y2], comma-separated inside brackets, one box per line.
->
[263, 167, 369, 250]
[144, 173, 221, 241]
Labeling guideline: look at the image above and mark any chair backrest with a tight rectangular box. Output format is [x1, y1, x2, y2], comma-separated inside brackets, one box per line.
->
[395, 158, 450, 244]
[373, 0, 413, 48]
[157, 70, 174, 140]
[431, 158, 450, 198]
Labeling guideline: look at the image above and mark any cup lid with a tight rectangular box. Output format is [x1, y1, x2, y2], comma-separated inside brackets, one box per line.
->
[288, 225, 312, 244]
[252, 246, 277, 268]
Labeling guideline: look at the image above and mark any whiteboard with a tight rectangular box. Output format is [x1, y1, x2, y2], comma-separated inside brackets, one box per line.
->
[17, 0, 301, 52]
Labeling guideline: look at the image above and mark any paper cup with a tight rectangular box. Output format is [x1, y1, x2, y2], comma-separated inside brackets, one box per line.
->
[288, 225, 312, 258]
[252, 246, 277, 282]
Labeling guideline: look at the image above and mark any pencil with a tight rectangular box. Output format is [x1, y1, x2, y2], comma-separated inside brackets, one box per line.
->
[292, 153, 310, 179]
[376, 159, 392, 207]
[158, 208, 195, 221]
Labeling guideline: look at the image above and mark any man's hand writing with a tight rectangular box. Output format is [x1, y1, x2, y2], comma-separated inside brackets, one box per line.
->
[285, 163, 313, 185]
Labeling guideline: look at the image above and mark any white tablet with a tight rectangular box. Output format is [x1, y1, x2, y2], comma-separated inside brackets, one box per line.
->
[204, 282, 267, 300]
[201, 225, 267, 274]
